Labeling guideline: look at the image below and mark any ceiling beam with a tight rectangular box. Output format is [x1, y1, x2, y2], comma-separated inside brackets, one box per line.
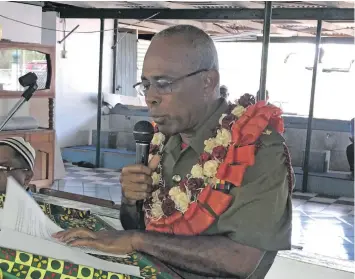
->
[119, 19, 230, 35]
[321, 21, 354, 36]
[305, 1, 355, 9]
[46, 1, 91, 8]
[118, 19, 172, 32]
[153, 19, 232, 34]
[118, 23, 157, 33]
[136, 1, 196, 9]
[235, 1, 265, 9]
[220, 36, 354, 44]
[55, 8, 354, 21]
[298, 20, 355, 36]
[226, 20, 313, 36]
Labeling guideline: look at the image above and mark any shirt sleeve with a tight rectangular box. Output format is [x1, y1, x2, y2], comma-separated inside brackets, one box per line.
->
[207, 132, 293, 251]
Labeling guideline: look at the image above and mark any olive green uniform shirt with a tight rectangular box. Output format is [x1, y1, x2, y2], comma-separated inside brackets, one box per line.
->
[161, 99, 293, 279]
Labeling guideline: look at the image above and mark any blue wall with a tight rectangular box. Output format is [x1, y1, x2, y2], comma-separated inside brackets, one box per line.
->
[62, 146, 135, 169]
[284, 116, 352, 133]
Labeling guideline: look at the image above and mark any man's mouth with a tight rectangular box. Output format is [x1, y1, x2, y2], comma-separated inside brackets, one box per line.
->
[152, 116, 166, 124]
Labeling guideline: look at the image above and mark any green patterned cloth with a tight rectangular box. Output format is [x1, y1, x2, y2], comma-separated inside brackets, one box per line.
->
[0, 194, 175, 279]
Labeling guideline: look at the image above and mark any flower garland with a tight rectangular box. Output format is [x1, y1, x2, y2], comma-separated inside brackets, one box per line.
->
[145, 94, 262, 221]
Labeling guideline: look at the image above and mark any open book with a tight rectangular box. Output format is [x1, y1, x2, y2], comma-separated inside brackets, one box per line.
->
[0, 177, 141, 277]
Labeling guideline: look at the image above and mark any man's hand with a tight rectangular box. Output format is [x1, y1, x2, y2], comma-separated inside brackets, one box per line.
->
[52, 229, 138, 255]
[53, 228, 261, 277]
[120, 155, 160, 205]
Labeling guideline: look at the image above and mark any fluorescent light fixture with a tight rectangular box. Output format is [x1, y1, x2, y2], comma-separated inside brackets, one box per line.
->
[212, 33, 258, 42]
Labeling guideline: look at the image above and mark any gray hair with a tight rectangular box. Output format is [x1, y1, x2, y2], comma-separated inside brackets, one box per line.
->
[152, 25, 219, 71]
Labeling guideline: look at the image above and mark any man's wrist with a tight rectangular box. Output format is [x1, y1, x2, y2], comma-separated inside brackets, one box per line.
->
[131, 231, 145, 251]
[122, 196, 136, 206]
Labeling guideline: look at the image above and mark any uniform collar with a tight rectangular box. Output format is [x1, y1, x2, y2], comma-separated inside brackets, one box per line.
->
[164, 98, 229, 156]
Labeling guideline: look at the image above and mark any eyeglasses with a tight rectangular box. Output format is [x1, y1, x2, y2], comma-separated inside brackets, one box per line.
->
[0, 166, 29, 173]
[133, 69, 209, 96]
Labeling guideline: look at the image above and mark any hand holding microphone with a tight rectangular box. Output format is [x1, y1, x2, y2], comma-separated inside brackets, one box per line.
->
[120, 155, 160, 203]
[120, 121, 160, 230]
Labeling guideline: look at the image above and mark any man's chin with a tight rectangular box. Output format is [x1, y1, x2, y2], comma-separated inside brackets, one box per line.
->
[156, 124, 175, 136]
[157, 125, 169, 135]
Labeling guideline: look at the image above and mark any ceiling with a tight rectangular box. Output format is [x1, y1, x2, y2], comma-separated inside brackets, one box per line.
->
[22, 1, 355, 38]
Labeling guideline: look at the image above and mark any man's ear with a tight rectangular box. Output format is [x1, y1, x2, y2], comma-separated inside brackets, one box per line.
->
[24, 170, 34, 186]
[203, 69, 220, 96]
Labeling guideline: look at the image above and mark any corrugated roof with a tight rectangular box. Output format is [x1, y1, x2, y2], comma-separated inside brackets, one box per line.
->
[43, 1, 355, 38]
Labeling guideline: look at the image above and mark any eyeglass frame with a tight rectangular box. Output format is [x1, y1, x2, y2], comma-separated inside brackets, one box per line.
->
[133, 69, 210, 96]
[0, 165, 29, 173]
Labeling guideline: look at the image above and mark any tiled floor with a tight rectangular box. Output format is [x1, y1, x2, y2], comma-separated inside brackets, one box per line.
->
[51, 163, 122, 204]
[292, 192, 354, 261]
[53, 163, 354, 262]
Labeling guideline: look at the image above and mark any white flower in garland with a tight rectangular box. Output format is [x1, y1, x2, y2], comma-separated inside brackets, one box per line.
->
[231, 105, 246, 118]
[203, 160, 219, 178]
[215, 128, 232, 147]
[169, 186, 180, 197]
[191, 164, 204, 178]
[169, 187, 190, 213]
[174, 192, 190, 212]
[151, 172, 160, 186]
[151, 201, 164, 219]
[152, 189, 160, 203]
[151, 132, 165, 146]
[204, 138, 218, 153]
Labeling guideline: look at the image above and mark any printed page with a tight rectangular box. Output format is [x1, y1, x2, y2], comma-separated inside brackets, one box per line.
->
[0, 228, 141, 277]
[1, 177, 127, 258]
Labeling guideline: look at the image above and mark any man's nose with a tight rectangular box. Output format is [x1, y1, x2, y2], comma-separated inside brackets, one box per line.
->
[145, 89, 162, 107]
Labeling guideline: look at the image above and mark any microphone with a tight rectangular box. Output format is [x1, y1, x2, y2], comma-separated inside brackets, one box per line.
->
[133, 120, 154, 230]
[0, 72, 38, 131]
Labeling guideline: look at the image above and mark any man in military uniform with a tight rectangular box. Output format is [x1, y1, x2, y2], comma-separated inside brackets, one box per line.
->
[55, 25, 292, 279]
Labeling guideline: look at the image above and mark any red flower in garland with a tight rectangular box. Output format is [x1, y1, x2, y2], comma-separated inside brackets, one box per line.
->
[162, 198, 176, 216]
[212, 146, 227, 161]
[158, 187, 170, 200]
[179, 178, 188, 192]
[187, 178, 204, 192]
[238, 93, 256, 108]
[149, 144, 159, 154]
[199, 152, 211, 165]
[221, 114, 237, 129]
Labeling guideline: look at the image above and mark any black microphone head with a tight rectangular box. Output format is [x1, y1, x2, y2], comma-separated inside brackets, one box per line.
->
[133, 121, 154, 144]
[19, 72, 38, 87]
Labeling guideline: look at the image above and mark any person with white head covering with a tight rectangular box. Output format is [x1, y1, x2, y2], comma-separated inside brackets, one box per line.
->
[0, 137, 36, 193]
[220, 85, 229, 99]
